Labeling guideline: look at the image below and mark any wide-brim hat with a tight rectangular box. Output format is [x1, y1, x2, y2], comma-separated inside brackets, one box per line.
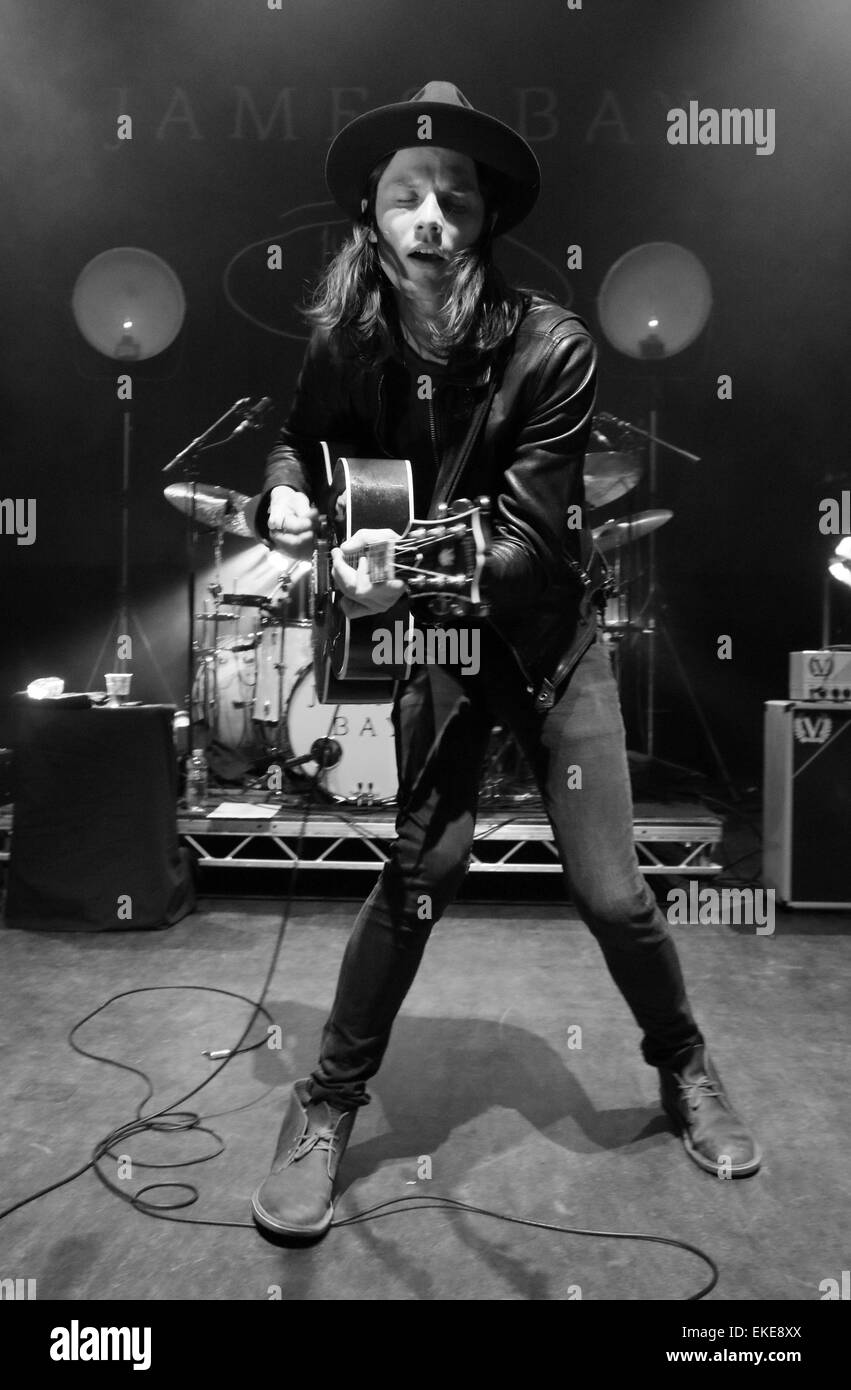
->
[325, 81, 541, 236]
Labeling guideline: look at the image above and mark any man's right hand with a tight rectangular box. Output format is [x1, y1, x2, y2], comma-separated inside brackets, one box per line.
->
[266, 486, 319, 561]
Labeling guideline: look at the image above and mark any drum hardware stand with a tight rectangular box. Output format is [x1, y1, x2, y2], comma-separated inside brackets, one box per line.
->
[198, 533, 229, 743]
[162, 397, 256, 754]
[479, 725, 537, 804]
[193, 552, 251, 753]
[236, 574, 300, 780]
[589, 411, 646, 700]
[625, 405, 737, 802]
[267, 574, 294, 763]
[347, 783, 387, 807]
[598, 538, 638, 694]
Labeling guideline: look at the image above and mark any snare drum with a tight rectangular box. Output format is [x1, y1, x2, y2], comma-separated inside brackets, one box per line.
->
[286, 667, 397, 802]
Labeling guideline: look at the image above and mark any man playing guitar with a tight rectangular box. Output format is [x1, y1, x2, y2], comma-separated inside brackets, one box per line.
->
[251, 82, 760, 1240]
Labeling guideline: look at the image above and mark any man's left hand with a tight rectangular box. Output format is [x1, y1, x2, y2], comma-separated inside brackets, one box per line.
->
[332, 528, 407, 620]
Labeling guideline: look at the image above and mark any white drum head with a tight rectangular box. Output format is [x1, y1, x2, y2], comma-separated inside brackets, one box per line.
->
[286, 668, 397, 801]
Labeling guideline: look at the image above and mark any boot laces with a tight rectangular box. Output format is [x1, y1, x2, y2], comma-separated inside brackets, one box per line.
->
[678, 1074, 723, 1108]
[288, 1127, 336, 1163]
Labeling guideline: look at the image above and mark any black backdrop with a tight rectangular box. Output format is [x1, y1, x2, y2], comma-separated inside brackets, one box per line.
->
[2, 0, 850, 777]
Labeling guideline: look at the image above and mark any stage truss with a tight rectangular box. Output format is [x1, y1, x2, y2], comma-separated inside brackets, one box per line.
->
[0, 801, 723, 879]
[175, 800, 723, 876]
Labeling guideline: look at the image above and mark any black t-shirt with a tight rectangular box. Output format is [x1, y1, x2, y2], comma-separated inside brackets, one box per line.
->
[385, 342, 490, 670]
[386, 343, 453, 517]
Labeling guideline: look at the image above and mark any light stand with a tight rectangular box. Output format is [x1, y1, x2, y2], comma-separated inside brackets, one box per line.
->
[597, 242, 737, 797]
[72, 247, 186, 697]
[84, 407, 173, 699]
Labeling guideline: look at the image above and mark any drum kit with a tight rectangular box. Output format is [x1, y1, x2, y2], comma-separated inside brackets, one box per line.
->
[164, 481, 398, 803]
[162, 409, 675, 805]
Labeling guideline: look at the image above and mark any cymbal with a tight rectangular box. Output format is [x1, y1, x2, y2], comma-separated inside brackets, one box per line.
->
[164, 482, 254, 537]
[583, 451, 643, 509]
[220, 592, 268, 607]
[592, 509, 673, 554]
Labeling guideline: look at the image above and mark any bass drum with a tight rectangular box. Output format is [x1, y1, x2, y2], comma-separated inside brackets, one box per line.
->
[286, 667, 397, 803]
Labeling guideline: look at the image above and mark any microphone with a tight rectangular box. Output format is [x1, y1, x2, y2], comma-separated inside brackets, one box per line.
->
[310, 737, 342, 769]
[283, 738, 343, 771]
[232, 397, 274, 436]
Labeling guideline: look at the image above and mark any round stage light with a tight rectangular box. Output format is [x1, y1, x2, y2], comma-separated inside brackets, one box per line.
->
[71, 247, 185, 361]
[597, 242, 712, 359]
[829, 559, 851, 589]
[834, 537, 851, 563]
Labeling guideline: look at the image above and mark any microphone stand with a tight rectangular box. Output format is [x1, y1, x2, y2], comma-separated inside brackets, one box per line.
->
[242, 738, 343, 799]
[598, 411, 701, 465]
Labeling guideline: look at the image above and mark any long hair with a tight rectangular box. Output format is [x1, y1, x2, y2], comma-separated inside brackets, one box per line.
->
[302, 155, 529, 363]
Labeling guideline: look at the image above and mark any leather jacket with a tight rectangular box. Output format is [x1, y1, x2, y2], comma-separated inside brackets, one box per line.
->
[261, 294, 608, 709]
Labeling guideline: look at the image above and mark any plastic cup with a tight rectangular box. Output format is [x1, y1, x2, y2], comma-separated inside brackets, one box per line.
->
[105, 673, 133, 706]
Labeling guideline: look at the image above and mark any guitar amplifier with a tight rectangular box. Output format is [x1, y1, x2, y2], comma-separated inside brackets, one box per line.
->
[789, 649, 851, 701]
[763, 700, 851, 908]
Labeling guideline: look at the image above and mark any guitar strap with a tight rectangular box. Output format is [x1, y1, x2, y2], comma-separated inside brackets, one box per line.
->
[426, 338, 512, 520]
[425, 331, 610, 610]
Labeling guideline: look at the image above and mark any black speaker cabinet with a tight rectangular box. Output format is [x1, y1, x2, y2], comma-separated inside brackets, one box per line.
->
[763, 700, 851, 908]
[4, 701, 195, 931]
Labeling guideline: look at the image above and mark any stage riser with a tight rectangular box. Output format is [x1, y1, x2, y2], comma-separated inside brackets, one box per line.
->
[0, 805, 722, 879]
[178, 804, 723, 876]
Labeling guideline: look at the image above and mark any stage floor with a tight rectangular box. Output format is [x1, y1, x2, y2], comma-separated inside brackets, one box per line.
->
[0, 897, 848, 1301]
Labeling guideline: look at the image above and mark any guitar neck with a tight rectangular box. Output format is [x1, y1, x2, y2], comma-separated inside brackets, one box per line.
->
[345, 539, 396, 583]
[339, 512, 489, 601]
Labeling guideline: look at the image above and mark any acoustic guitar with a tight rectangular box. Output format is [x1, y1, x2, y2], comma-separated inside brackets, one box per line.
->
[312, 444, 490, 703]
